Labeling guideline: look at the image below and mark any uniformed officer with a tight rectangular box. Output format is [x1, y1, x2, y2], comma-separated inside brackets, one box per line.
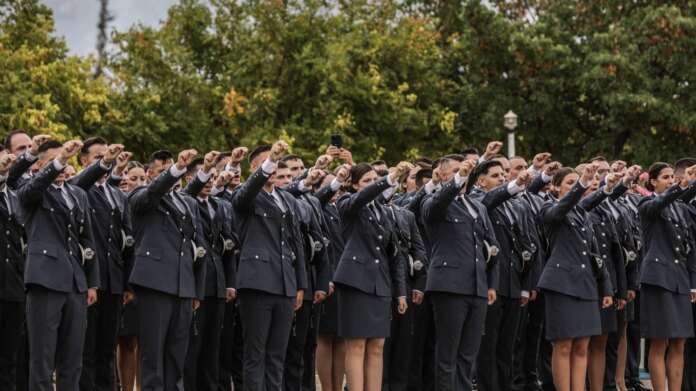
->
[230, 140, 308, 391]
[128, 148, 207, 391]
[0, 152, 24, 391]
[183, 152, 238, 391]
[6, 134, 52, 190]
[18, 139, 100, 391]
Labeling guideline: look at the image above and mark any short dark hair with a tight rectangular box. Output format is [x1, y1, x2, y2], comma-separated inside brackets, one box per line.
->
[125, 161, 144, 172]
[461, 147, 479, 156]
[413, 157, 433, 168]
[589, 156, 608, 163]
[149, 150, 173, 164]
[186, 157, 204, 175]
[674, 158, 696, 174]
[474, 159, 503, 177]
[370, 160, 387, 167]
[375, 169, 389, 177]
[80, 136, 107, 156]
[249, 145, 271, 164]
[277, 160, 289, 169]
[281, 154, 303, 163]
[3, 129, 29, 151]
[443, 154, 466, 162]
[415, 168, 432, 187]
[38, 140, 62, 154]
[349, 163, 375, 189]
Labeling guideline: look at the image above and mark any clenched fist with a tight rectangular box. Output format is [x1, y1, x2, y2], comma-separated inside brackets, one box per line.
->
[176, 149, 198, 171]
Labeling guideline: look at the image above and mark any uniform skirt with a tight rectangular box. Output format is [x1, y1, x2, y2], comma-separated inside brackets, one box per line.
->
[318, 293, 339, 336]
[640, 284, 694, 339]
[118, 300, 138, 337]
[543, 289, 601, 341]
[600, 304, 618, 334]
[336, 283, 391, 338]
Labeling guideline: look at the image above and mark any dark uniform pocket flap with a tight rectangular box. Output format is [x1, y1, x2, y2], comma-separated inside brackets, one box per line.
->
[242, 248, 270, 262]
[28, 241, 59, 259]
[136, 248, 162, 261]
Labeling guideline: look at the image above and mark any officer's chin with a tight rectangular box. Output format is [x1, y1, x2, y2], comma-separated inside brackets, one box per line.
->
[53, 174, 66, 186]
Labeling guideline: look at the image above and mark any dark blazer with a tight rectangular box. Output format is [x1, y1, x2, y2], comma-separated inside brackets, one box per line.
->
[0, 186, 26, 301]
[387, 205, 428, 291]
[128, 169, 206, 299]
[537, 182, 613, 300]
[589, 203, 628, 299]
[333, 177, 407, 298]
[639, 184, 696, 294]
[231, 167, 307, 297]
[615, 192, 643, 291]
[70, 161, 133, 294]
[18, 162, 99, 293]
[421, 177, 499, 298]
[6, 151, 35, 190]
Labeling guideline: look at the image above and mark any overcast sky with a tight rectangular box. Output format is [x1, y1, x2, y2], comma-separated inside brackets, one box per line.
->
[44, 0, 178, 56]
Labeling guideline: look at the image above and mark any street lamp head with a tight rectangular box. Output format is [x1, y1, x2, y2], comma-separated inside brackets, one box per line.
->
[504, 110, 518, 130]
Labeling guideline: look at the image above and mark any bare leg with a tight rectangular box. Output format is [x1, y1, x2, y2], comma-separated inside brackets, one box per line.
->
[332, 338, 346, 391]
[345, 338, 366, 391]
[317, 335, 335, 391]
[364, 338, 385, 391]
[666, 338, 685, 391]
[588, 334, 608, 391]
[615, 321, 628, 391]
[648, 338, 668, 391]
[570, 337, 590, 391]
[551, 339, 572, 391]
[117, 336, 138, 391]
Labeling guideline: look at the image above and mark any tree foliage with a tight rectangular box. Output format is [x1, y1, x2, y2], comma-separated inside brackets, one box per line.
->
[2, 0, 696, 165]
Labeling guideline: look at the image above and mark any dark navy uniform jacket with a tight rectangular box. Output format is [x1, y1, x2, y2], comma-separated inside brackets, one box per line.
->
[421, 177, 499, 298]
[333, 177, 407, 298]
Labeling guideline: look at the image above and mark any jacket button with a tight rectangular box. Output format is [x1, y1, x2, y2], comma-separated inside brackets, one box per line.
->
[655, 258, 659, 262]
[581, 228, 586, 231]
[556, 264, 560, 267]
[68, 237, 72, 241]
[375, 259, 379, 264]
[180, 252, 184, 256]
[581, 264, 586, 268]
[582, 251, 587, 255]
[50, 208, 54, 212]
[675, 260, 679, 264]
[443, 262, 448, 266]
[255, 255, 259, 259]
[4, 259, 8, 263]
[376, 246, 380, 251]
[146, 251, 150, 256]
[43, 250, 47, 254]
[582, 240, 587, 244]
[454, 219, 459, 223]
[353, 256, 357, 260]
[378, 235, 383, 240]
[4, 230, 8, 235]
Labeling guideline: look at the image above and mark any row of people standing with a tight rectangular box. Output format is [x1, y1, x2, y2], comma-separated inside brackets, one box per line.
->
[2, 129, 696, 391]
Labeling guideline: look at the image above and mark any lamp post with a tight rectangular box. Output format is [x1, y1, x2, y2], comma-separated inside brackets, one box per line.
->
[504, 110, 518, 158]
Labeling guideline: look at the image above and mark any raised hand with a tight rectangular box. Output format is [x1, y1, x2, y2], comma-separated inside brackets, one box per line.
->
[215, 171, 234, 188]
[326, 145, 340, 158]
[339, 148, 354, 165]
[29, 134, 52, 155]
[335, 164, 350, 184]
[389, 161, 412, 184]
[581, 163, 599, 186]
[543, 161, 562, 177]
[230, 147, 248, 165]
[458, 159, 477, 178]
[482, 141, 503, 160]
[304, 168, 325, 187]
[532, 152, 552, 171]
[515, 169, 532, 187]
[314, 154, 333, 170]
[59, 140, 84, 165]
[270, 140, 289, 162]
[605, 172, 622, 192]
[103, 144, 124, 165]
[203, 151, 221, 173]
[0, 153, 17, 175]
[176, 149, 198, 171]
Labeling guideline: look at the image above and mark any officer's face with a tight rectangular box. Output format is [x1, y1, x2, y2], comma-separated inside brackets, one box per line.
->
[478, 166, 506, 191]
[63, 165, 76, 180]
[230, 172, 241, 188]
[37, 147, 61, 178]
[509, 158, 527, 180]
[405, 167, 420, 192]
[125, 167, 147, 192]
[595, 160, 610, 181]
[372, 163, 388, 173]
[250, 151, 270, 172]
[438, 160, 458, 183]
[201, 173, 215, 197]
[80, 143, 106, 166]
[651, 167, 674, 195]
[584, 173, 600, 195]
[556, 173, 580, 198]
[494, 157, 511, 180]
[9, 133, 31, 155]
[273, 168, 293, 189]
[285, 158, 305, 179]
[353, 170, 378, 192]
[148, 158, 173, 180]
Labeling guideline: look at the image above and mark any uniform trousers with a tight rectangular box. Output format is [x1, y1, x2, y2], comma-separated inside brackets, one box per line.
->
[284, 300, 312, 391]
[383, 293, 416, 391]
[238, 289, 294, 391]
[184, 296, 225, 391]
[218, 301, 244, 391]
[26, 285, 87, 391]
[135, 286, 193, 391]
[477, 295, 521, 391]
[430, 292, 487, 391]
[0, 299, 24, 391]
[80, 290, 122, 391]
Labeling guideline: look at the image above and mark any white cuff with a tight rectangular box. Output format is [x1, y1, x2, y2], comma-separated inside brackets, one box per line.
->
[298, 180, 311, 193]
[225, 163, 241, 174]
[386, 174, 398, 187]
[454, 173, 467, 187]
[99, 159, 113, 170]
[211, 186, 224, 196]
[261, 158, 277, 176]
[578, 179, 590, 189]
[330, 178, 342, 191]
[24, 151, 38, 163]
[691, 289, 696, 293]
[507, 180, 525, 195]
[413, 289, 424, 295]
[478, 155, 487, 164]
[196, 169, 212, 183]
[0, 175, 6, 184]
[227, 287, 236, 292]
[424, 180, 437, 194]
[52, 159, 65, 171]
[541, 171, 553, 183]
[521, 290, 530, 298]
[169, 164, 187, 178]
[527, 166, 541, 176]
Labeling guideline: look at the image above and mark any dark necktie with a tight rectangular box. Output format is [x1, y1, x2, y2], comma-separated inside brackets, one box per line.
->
[169, 192, 186, 214]
[0, 191, 9, 217]
[51, 186, 73, 210]
[369, 202, 381, 222]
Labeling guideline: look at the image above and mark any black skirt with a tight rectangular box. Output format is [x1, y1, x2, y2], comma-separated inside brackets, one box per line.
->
[318, 293, 339, 336]
[640, 284, 694, 339]
[118, 300, 138, 337]
[543, 289, 601, 341]
[336, 283, 391, 339]
[600, 304, 618, 334]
